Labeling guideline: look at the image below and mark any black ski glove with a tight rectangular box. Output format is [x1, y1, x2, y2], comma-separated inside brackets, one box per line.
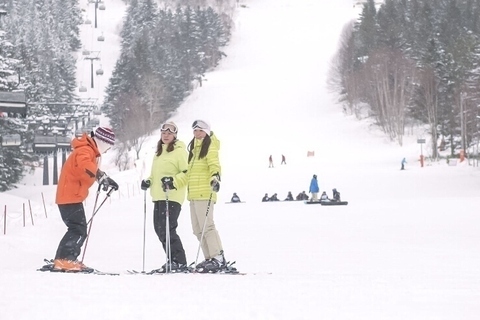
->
[210, 173, 220, 192]
[102, 176, 119, 191]
[161, 177, 176, 192]
[141, 180, 151, 190]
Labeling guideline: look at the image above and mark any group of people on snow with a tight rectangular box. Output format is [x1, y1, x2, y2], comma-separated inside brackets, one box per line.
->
[53, 120, 230, 274]
[261, 191, 308, 202]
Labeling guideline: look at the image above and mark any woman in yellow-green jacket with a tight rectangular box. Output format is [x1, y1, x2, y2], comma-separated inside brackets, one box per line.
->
[141, 122, 188, 273]
[187, 119, 227, 273]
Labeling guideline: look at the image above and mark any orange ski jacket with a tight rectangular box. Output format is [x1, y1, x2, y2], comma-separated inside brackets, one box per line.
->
[56, 133, 101, 204]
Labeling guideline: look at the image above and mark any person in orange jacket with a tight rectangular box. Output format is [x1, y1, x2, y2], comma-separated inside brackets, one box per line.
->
[53, 127, 118, 272]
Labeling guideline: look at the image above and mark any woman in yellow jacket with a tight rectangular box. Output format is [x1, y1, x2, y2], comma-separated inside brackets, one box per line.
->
[187, 120, 226, 273]
[141, 122, 189, 273]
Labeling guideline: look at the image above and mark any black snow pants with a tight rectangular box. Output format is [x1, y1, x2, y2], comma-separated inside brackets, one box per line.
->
[55, 203, 88, 261]
[153, 200, 187, 265]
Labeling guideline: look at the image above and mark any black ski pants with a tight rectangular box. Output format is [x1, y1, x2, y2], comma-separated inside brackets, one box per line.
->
[153, 200, 187, 265]
[55, 203, 87, 261]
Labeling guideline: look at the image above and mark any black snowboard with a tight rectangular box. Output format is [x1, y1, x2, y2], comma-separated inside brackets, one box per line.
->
[320, 201, 348, 206]
[304, 200, 348, 206]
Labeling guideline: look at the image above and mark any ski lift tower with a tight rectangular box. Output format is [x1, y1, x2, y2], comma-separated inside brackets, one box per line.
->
[88, 0, 106, 28]
[84, 51, 101, 89]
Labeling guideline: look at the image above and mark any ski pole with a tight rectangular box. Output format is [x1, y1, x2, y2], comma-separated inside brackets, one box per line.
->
[81, 184, 101, 263]
[86, 186, 116, 225]
[81, 186, 116, 263]
[165, 186, 172, 273]
[194, 192, 213, 268]
[142, 189, 147, 273]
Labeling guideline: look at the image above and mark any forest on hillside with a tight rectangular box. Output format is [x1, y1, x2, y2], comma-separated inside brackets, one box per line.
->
[0, 0, 235, 190]
[330, 0, 480, 159]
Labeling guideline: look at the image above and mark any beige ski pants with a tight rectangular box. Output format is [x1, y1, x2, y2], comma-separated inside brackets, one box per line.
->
[190, 200, 223, 260]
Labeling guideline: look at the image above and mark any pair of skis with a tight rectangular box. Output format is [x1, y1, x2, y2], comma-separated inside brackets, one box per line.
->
[127, 261, 244, 275]
[37, 259, 256, 276]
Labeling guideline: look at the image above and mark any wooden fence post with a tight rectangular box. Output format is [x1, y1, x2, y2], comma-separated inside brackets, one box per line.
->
[41, 192, 48, 218]
[3, 205, 6, 235]
[28, 200, 33, 224]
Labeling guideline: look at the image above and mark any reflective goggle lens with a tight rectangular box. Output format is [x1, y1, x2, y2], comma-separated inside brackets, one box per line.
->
[192, 120, 208, 130]
[161, 123, 178, 134]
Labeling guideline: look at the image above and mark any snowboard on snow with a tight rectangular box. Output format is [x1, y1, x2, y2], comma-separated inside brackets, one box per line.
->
[304, 200, 348, 206]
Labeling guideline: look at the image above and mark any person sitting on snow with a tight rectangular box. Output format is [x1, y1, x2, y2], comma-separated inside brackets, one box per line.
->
[270, 193, 280, 201]
[320, 191, 330, 201]
[296, 191, 309, 201]
[284, 191, 294, 201]
[262, 193, 269, 202]
[231, 193, 241, 203]
[332, 188, 341, 202]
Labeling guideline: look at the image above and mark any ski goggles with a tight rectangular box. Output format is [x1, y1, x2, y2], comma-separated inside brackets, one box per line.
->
[192, 120, 209, 130]
[160, 122, 178, 134]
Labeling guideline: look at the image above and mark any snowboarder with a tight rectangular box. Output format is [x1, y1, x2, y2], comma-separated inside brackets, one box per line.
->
[320, 191, 329, 201]
[332, 188, 341, 202]
[262, 193, 270, 202]
[284, 191, 294, 201]
[269, 193, 279, 201]
[296, 191, 309, 201]
[53, 127, 118, 272]
[141, 122, 189, 273]
[231, 193, 241, 203]
[281, 154, 286, 165]
[401, 157, 407, 170]
[187, 120, 229, 273]
[269, 155, 274, 168]
[309, 174, 319, 202]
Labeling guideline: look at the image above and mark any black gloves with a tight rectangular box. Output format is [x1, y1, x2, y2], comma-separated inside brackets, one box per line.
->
[96, 170, 119, 191]
[210, 173, 220, 192]
[161, 177, 176, 192]
[104, 177, 119, 191]
[141, 180, 151, 190]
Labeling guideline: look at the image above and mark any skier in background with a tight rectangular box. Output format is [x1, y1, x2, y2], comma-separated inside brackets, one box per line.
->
[281, 154, 286, 165]
[269, 155, 274, 168]
[309, 174, 319, 202]
[401, 157, 407, 170]
[53, 127, 118, 272]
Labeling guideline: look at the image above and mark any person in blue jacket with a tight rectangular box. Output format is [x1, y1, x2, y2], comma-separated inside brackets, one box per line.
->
[401, 158, 407, 170]
[309, 174, 319, 202]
